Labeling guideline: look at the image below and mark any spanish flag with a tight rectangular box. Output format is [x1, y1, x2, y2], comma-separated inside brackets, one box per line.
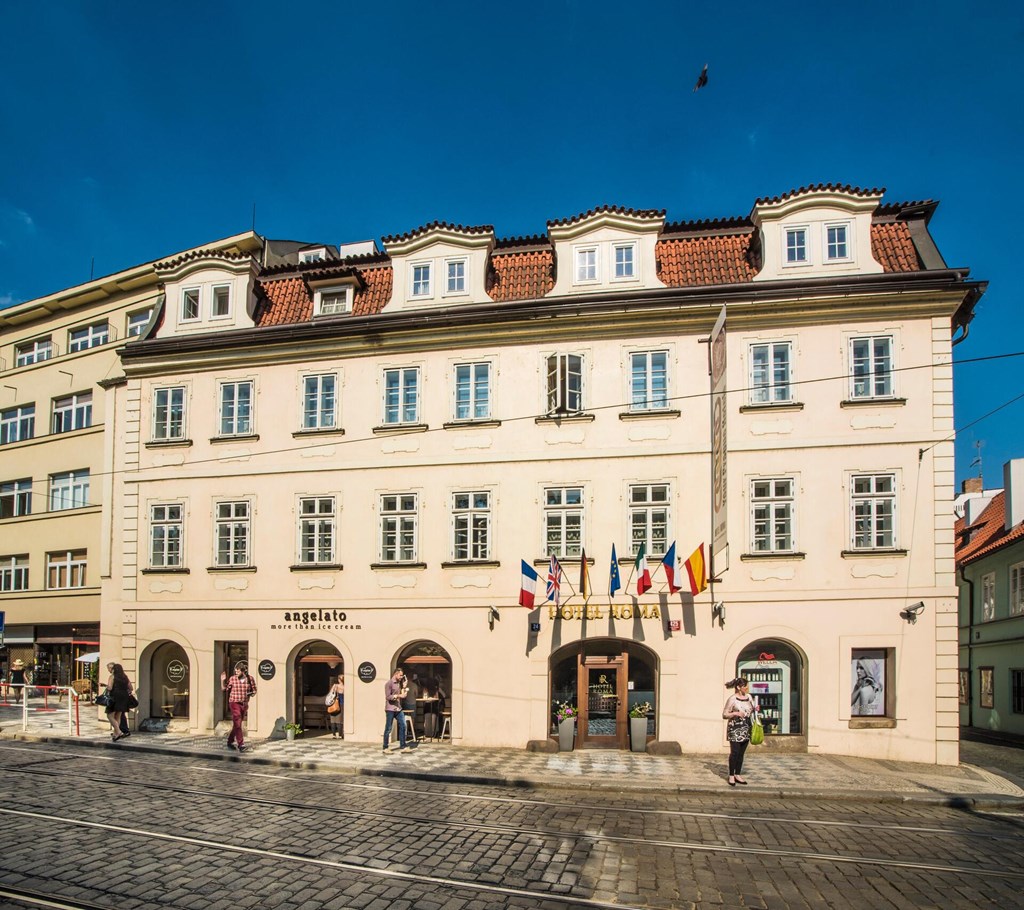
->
[579, 548, 591, 599]
[684, 544, 707, 595]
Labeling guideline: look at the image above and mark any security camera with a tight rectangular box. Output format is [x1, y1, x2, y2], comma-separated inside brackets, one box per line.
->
[900, 602, 926, 624]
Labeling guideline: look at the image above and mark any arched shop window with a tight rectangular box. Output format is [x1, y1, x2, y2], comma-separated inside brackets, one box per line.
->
[397, 641, 452, 740]
[736, 639, 803, 736]
[295, 642, 343, 735]
[151, 641, 190, 719]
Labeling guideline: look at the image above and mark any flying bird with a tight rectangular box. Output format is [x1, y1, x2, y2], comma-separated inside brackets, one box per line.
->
[693, 63, 708, 92]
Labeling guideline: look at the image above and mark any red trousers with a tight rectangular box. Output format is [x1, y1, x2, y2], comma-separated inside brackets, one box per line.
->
[228, 700, 248, 746]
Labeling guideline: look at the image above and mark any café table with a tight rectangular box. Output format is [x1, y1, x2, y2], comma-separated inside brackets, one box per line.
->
[417, 696, 440, 739]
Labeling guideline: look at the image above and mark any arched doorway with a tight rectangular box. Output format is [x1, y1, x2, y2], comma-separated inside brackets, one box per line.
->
[149, 641, 190, 719]
[549, 640, 658, 750]
[294, 641, 343, 737]
[397, 640, 451, 740]
[736, 638, 806, 751]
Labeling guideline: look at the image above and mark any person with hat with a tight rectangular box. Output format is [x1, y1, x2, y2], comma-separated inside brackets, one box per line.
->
[9, 659, 27, 701]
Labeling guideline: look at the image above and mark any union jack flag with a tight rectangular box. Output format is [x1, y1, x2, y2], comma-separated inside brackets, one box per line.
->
[546, 554, 563, 605]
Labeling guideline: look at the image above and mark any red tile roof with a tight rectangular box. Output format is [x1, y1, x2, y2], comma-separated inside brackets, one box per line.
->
[382, 221, 494, 246]
[255, 265, 392, 327]
[547, 205, 665, 228]
[488, 249, 555, 301]
[657, 233, 758, 287]
[871, 221, 922, 273]
[955, 493, 1024, 565]
[754, 184, 885, 206]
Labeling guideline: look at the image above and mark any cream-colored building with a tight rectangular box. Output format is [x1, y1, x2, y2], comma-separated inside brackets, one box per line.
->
[95, 186, 982, 763]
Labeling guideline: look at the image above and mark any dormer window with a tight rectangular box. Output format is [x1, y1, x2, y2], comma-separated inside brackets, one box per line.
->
[826, 223, 851, 261]
[575, 247, 598, 283]
[212, 285, 231, 318]
[613, 243, 636, 280]
[299, 248, 326, 264]
[785, 228, 808, 264]
[445, 259, 467, 295]
[411, 263, 432, 297]
[314, 286, 352, 317]
[181, 288, 201, 321]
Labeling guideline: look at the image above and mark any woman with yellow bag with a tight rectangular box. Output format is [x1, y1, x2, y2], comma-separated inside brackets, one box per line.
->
[722, 677, 758, 787]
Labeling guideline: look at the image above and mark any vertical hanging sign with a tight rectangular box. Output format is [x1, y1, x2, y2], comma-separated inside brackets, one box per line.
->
[710, 305, 728, 573]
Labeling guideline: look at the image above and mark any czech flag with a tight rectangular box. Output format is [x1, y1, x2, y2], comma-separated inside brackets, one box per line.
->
[685, 544, 707, 595]
[519, 560, 539, 608]
[634, 542, 652, 595]
[662, 542, 681, 594]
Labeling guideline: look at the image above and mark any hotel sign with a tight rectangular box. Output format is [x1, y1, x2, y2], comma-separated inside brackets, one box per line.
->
[710, 305, 728, 571]
[546, 603, 661, 621]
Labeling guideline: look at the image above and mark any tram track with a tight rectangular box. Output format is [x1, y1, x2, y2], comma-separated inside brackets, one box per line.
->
[0, 745, 1022, 886]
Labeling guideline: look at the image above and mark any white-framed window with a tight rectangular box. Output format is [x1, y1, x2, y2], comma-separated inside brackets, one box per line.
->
[218, 380, 254, 436]
[613, 243, 636, 280]
[982, 572, 996, 622]
[452, 491, 490, 561]
[850, 335, 894, 399]
[47, 549, 87, 589]
[150, 503, 183, 568]
[127, 308, 153, 338]
[0, 479, 32, 519]
[546, 353, 583, 414]
[750, 478, 795, 552]
[1, 404, 35, 445]
[0, 554, 28, 592]
[15, 337, 52, 366]
[49, 470, 90, 511]
[544, 486, 583, 559]
[575, 247, 598, 283]
[302, 374, 337, 430]
[785, 227, 808, 264]
[315, 287, 351, 316]
[411, 263, 432, 297]
[445, 259, 467, 295]
[380, 493, 417, 562]
[214, 501, 251, 567]
[299, 248, 326, 264]
[52, 392, 92, 434]
[825, 223, 851, 261]
[850, 473, 896, 550]
[383, 367, 419, 425]
[153, 386, 186, 440]
[629, 483, 669, 557]
[1011, 562, 1024, 616]
[749, 341, 793, 404]
[630, 350, 668, 411]
[181, 288, 201, 321]
[68, 322, 109, 352]
[212, 285, 231, 318]
[453, 362, 490, 420]
[298, 496, 336, 565]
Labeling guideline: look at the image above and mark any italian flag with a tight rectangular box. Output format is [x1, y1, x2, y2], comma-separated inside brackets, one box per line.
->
[634, 543, 652, 595]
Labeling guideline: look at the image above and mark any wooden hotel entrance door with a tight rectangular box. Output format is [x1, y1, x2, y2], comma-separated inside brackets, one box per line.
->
[578, 653, 627, 748]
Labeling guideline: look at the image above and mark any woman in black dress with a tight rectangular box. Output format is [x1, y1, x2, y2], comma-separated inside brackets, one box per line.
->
[106, 663, 133, 742]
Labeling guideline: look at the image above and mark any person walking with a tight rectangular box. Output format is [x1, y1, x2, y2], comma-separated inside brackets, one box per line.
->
[722, 676, 756, 786]
[105, 662, 130, 737]
[9, 659, 26, 702]
[106, 663, 134, 742]
[221, 664, 256, 753]
[382, 667, 409, 754]
[326, 674, 345, 738]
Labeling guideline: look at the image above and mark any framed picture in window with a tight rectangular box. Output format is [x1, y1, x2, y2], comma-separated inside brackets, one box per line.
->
[958, 669, 969, 706]
[980, 667, 994, 709]
[851, 649, 886, 717]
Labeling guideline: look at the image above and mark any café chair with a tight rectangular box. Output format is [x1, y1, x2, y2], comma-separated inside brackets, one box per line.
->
[439, 710, 452, 743]
[404, 713, 417, 743]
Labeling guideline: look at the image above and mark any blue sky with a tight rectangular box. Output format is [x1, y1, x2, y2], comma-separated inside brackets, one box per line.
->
[1, 2, 1021, 488]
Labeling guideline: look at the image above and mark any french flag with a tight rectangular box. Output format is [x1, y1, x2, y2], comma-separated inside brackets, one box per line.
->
[519, 560, 540, 608]
[662, 542, 681, 594]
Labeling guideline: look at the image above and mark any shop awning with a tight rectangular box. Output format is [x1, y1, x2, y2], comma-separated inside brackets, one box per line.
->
[75, 652, 102, 663]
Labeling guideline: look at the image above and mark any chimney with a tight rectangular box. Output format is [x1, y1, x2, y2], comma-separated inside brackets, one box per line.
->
[1004, 460, 1024, 531]
[961, 477, 983, 495]
[965, 495, 995, 527]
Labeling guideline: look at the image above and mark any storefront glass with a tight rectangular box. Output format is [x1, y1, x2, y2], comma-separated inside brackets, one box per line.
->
[397, 641, 451, 740]
[151, 641, 190, 718]
[295, 642, 343, 734]
[737, 639, 803, 736]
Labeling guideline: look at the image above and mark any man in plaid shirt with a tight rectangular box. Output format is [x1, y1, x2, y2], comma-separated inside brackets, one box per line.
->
[220, 665, 256, 753]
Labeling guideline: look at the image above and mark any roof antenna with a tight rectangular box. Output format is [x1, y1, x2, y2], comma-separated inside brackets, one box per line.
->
[971, 440, 984, 486]
[251, 203, 257, 232]
[89, 257, 94, 281]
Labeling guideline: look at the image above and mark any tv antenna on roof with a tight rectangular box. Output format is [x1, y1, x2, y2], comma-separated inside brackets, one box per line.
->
[971, 439, 984, 483]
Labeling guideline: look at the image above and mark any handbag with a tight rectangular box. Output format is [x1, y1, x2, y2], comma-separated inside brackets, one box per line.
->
[95, 691, 110, 707]
[126, 693, 139, 710]
[327, 698, 342, 716]
[325, 690, 337, 707]
[749, 713, 764, 745]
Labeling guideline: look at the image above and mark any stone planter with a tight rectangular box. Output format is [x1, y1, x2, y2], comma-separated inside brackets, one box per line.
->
[286, 728, 296, 742]
[558, 718, 575, 751]
[630, 716, 649, 752]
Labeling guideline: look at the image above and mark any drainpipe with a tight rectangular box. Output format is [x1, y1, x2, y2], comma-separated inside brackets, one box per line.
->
[959, 564, 975, 730]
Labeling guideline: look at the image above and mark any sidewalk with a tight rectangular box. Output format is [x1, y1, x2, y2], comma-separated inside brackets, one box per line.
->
[3, 712, 1023, 808]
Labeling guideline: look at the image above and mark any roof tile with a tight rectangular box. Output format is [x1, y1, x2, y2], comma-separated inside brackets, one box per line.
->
[488, 249, 555, 301]
[870, 221, 921, 272]
[955, 493, 1024, 565]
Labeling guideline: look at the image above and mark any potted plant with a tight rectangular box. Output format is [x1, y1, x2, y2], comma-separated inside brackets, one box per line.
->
[283, 722, 304, 742]
[628, 701, 652, 753]
[554, 701, 577, 751]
